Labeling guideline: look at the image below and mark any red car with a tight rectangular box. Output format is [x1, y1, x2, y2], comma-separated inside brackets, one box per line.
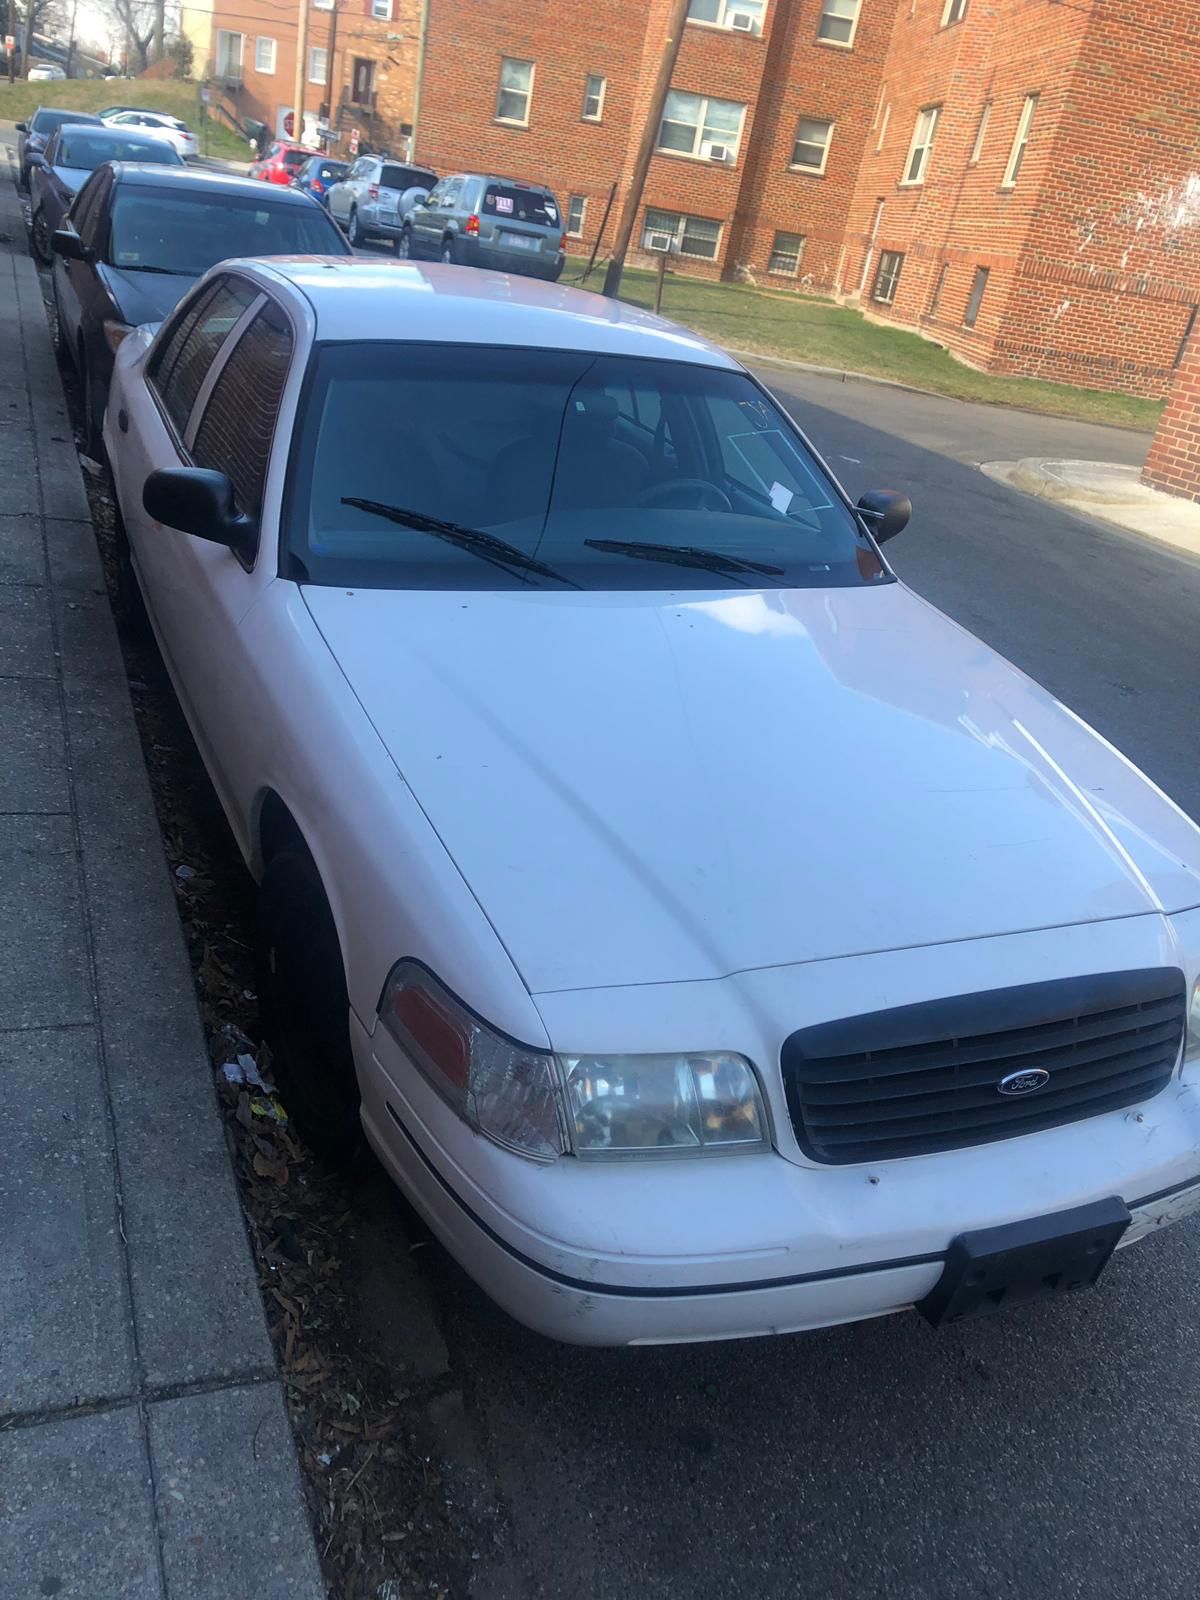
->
[249, 140, 321, 185]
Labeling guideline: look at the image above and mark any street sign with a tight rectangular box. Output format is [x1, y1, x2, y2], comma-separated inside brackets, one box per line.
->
[349, 127, 360, 155]
[4, 35, 14, 50]
[283, 110, 295, 137]
[199, 86, 210, 104]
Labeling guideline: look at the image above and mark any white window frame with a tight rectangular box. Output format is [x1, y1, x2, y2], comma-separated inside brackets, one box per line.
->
[254, 36, 276, 75]
[816, 0, 861, 48]
[371, 0, 393, 15]
[496, 57, 534, 126]
[214, 29, 243, 78]
[789, 117, 833, 176]
[642, 208, 723, 261]
[901, 105, 940, 186]
[1002, 93, 1038, 188]
[657, 90, 747, 161]
[941, 0, 968, 24]
[686, 0, 767, 31]
[969, 101, 990, 164]
[875, 103, 890, 153]
[566, 194, 587, 237]
[767, 231, 805, 276]
[582, 73, 606, 122]
[308, 46, 327, 85]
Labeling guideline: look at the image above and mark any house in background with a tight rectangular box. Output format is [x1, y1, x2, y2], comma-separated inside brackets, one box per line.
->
[207, 0, 421, 155]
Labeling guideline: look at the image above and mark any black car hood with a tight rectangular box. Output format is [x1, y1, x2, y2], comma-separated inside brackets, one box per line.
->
[100, 264, 198, 327]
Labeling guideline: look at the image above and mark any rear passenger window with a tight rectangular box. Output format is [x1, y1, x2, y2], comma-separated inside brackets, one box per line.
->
[482, 184, 557, 225]
[148, 278, 259, 438]
[192, 300, 293, 529]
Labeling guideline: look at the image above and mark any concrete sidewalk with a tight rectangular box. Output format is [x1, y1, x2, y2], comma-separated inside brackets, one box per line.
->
[0, 161, 325, 1596]
[982, 457, 1200, 559]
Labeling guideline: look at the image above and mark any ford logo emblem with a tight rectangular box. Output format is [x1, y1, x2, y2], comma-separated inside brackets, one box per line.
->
[997, 1067, 1051, 1097]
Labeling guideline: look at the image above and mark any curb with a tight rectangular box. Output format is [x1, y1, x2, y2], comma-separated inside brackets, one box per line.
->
[981, 458, 1200, 561]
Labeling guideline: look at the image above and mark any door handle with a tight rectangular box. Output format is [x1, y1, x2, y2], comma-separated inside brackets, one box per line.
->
[117, 409, 128, 433]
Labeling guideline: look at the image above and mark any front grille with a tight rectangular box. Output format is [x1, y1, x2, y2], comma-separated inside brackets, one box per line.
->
[783, 968, 1186, 1165]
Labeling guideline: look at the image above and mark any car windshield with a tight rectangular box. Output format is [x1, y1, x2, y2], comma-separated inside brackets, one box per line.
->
[482, 184, 557, 226]
[32, 109, 100, 135]
[58, 131, 181, 169]
[106, 188, 349, 274]
[287, 343, 888, 592]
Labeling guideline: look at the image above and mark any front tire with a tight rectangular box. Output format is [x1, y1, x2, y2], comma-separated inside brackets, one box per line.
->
[394, 227, 410, 257]
[81, 354, 104, 460]
[31, 208, 52, 266]
[256, 849, 362, 1166]
[440, 238, 456, 266]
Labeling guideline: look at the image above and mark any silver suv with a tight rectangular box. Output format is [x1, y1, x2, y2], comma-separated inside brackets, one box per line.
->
[327, 155, 437, 251]
[399, 174, 565, 282]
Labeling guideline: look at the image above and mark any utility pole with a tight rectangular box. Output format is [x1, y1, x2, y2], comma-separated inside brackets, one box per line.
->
[292, 0, 310, 145]
[7, 0, 15, 84]
[601, 0, 690, 300]
[65, 0, 78, 77]
[408, 0, 429, 162]
[323, 0, 339, 142]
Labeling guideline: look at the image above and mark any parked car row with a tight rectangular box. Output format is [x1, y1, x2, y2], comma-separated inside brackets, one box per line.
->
[16, 102, 1200, 1350]
[16, 103, 200, 191]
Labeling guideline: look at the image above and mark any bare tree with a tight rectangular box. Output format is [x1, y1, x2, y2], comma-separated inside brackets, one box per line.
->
[19, 0, 65, 74]
[94, 0, 169, 72]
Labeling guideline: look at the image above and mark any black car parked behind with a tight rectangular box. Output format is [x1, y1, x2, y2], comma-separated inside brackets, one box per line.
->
[16, 107, 104, 190]
[51, 165, 352, 454]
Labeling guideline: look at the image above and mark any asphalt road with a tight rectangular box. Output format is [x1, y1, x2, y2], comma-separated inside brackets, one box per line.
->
[438, 379, 1200, 1600]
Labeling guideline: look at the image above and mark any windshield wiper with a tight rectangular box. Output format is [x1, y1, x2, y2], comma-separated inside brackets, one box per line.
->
[112, 263, 192, 276]
[584, 539, 784, 580]
[341, 497, 578, 587]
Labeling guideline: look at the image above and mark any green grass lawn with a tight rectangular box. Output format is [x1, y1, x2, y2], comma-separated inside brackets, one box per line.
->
[564, 260, 1162, 433]
[0, 77, 251, 162]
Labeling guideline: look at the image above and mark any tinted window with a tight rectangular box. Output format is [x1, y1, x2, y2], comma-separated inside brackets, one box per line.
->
[193, 302, 293, 525]
[380, 164, 436, 192]
[71, 168, 113, 250]
[482, 184, 558, 226]
[286, 344, 883, 593]
[58, 130, 181, 169]
[320, 162, 347, 181]
[107, 188, 349, 274]
[282, 149, 310, 170]
[149, 278, 259, 436]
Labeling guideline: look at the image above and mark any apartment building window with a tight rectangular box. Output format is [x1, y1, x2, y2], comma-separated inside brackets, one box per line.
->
[969, 101, 990, 164]
[496, 58, 534, 125]
[371, 0, 393, 16]
[901, 105, 940, 184]
[214, 29, 243, 81]
[876, 103, 890, 152]
[643, 208, 722, 260]
[313, 0, 333, 9]
[658, 91, 747, 160]
[927, 260, 948, 317]
[688, 0, 766, 30]
[941, 0, 968, 24]
[582, 74, 606, 121]
[254, 37, 276, 74]
[768, 231, 805, 275]
[872, 250, 904, 304]
[817, 0, 861, 47]
[308, 47, 327, 84]
[1002, 93, 1038, 187]
[790, 117, 833, 174]
[566, 195, 587, 237]
[963, 266, 989, 327]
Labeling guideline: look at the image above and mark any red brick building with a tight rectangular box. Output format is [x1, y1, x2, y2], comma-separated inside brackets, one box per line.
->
[414, 0, 1200, 399]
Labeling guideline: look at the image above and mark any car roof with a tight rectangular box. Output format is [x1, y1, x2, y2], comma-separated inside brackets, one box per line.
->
[107, 165, 320, 203]
[34, 106, 103, 121]
[452, 173, 555, 192]
[230, 258, 740, 370]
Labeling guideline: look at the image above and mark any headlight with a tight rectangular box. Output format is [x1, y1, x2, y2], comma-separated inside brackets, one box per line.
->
[563, 1053, 768, 1158]
[379, 963, 769, 1162]
[1185, 979, 1200, 1063]
[103, 318, 134, 353]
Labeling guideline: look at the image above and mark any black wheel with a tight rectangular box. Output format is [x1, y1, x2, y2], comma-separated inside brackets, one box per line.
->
[347, 206, 361, 246]
[31, 208, 52, 266]
[440, 238, 456, 266]
[17, 163, 28, 194]
[257, 849, 362, 1166]
[394, 227, 410, 258]
[81, 355, 104, 459]
[109, 474, 149, 636]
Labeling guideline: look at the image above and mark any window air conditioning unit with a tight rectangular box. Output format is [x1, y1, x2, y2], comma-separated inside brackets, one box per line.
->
[646, 231, 674, 253]
[707, 142, 733, 163]
[729, 11, 757, 31]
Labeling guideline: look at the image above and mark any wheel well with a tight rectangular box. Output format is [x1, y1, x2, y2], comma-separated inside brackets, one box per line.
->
[257, 790, 308, 869]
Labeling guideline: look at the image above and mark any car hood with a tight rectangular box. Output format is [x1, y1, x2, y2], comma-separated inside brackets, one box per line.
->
[100, 264, 198, 326]
[302, 583, 1200, 994]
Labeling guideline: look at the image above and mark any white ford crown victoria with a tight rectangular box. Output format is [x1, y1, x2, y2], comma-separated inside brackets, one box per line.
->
[104, 258, 1200, 1345]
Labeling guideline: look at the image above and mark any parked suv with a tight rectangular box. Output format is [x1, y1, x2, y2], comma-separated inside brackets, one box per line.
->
[326, 156, 438, 250]
[400, 174, 565, 281]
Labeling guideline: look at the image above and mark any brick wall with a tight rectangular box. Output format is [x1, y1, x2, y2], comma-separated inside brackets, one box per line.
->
[1142, 332, 1200, 500]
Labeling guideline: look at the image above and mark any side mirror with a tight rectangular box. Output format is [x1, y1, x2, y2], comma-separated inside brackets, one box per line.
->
[52, 229, 94, 263]
[27, 150, 45, 167]
[856, 489, 911, 545]
[15, 121, 27, 133]
[143, 468, 256, 562]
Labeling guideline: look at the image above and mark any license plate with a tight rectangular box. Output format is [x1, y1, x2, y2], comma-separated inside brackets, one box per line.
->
[502, 232, 537, 251]
[917, 1196, 1130, 1327]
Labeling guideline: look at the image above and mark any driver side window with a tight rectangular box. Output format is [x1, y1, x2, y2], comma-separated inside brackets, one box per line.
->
[70, 168, 111, 252]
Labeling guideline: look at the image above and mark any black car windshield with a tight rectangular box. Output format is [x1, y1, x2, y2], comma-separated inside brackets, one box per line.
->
[32, 109, 101, 136]
[107, 188, 350, 274]
[59, 130, 181, 169]
[286, 343, 888, 592]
